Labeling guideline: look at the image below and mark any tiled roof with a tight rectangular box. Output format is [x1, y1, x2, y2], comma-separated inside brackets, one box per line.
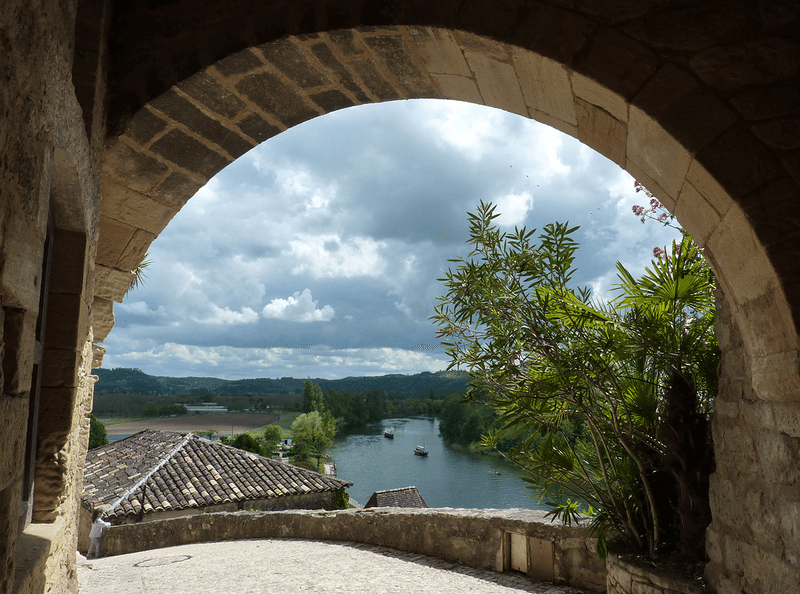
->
[83, 429, 352, 521]
[364, 486, 428, 508]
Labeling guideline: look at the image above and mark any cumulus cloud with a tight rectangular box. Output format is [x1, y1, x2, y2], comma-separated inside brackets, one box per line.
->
[288, 234, 386, 278]
[494, 191, 534, 227]
[194, 305, 259, 325]
[103, 98, 684, 380]
[261, 289, 335, 322]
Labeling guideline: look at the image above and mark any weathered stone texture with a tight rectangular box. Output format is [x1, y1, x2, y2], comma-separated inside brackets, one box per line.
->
[2, 2, 800, 593]
[99, 508, 607, 592]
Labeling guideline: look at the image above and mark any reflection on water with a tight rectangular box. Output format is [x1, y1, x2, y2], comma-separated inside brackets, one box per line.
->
[328, 417, 548, 510]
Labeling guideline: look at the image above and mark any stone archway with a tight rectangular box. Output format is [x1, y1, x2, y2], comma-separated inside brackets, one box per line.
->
[93, 5, 800, 593]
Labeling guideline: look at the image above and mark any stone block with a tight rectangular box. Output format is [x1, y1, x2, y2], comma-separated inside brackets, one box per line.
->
[627, 106, 692, 201]
[714, 423, 760, 478]
[102, 140, 169, 193]
[92, 343, 105, 368]
[349, 58, 402, 101]
[2, 308, 36, 396]
[91, 298, 115, 343]
[625, 159, 675, 212]
[327, 30, 364, 58]
[432, 74, 482, 104]
[409, 28, 471, 77]
[150, 90, 254, 159]
[364, 35, 438, 99]
[101, 179, 179, 235]
[178, 70, 246, 120]
[0, 396, 27, 488]
[465, 52, 526, 117]
[96, 216, 137, 268]
[697, 125, 782, 200]
[236, 112, 282, 143]
[43, 293, 89, 350]
[149, 128, 232, 180]
[236, 71, 321, 128]
[512, 50, 576, 127]
[674, 180, 721, 248]
[310, 89, 356, 114]
[730, 86, 800, 121]
[706, 206, 775, 305]
[575, 26, 658, 100]
[49, 228, 87, 295]
[685, 160, 732, 220]
[689, 37, 800, 95]
[758, 430, 800, 484]
[116, 227, 155, 272]
[213, 48, 264, 78]
[576, 98, 627, 168]
[509, 3, 596, 65]
[633, 64, 737, 153]
[309, 42, 371, 103]
[153, 171, 205, 208]
[573, 72, 628, 123]
[259, 38, 331, 89]
[94, 265, 135, 303]
[40, 347, 80, 388]
[0, 210, 44, 311]
[124, 107, 168, 146]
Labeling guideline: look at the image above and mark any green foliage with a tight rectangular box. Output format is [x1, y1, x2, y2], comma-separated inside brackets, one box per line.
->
[329, 488, 349, 510]
[229, 433, 265, 455]
[88, 414, 108, 449]
[302, 378, 324, 413]
[433, 202, 717, 561]
[291, 410, 337, 467]
[194, 429, 218, 439]
[94, 368, 469, 400]
[262, 424, 284, 445]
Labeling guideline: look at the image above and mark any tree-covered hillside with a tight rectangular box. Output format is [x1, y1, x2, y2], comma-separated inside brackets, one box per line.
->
[94, 368, 470, 399]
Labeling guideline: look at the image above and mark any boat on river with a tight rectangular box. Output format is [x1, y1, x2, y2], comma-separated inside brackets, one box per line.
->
[414, 445, 428, 457]
[384, 431, 394, 438]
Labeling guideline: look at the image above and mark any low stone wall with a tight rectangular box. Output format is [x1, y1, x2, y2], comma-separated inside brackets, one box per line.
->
[607, 554, 712, 594]
[99, 507, 607, 592]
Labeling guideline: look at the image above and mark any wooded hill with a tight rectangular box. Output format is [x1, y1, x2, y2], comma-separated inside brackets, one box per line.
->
[94, 367, 470, 399]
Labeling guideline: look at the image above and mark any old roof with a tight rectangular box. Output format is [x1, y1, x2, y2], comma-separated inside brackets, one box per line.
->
[83, 429, 352, 522]
[364, 486, 428, 509]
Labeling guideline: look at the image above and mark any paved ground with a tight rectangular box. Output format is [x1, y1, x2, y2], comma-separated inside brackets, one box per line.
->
[77, 539, 593, 594]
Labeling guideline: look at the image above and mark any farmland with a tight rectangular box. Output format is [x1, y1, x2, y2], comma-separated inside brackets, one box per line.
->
[104, 413, 278, 439]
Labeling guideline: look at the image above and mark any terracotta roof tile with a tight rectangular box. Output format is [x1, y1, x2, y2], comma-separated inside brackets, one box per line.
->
[83, 429, 352, 522]
[364, 486, 428, 509]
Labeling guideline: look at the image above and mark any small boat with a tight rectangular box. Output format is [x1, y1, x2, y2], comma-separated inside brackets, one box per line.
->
[384, 431, 394, 439]
[414, 445, 428, 457]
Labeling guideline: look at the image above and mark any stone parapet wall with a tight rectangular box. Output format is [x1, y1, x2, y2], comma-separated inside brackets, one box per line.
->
[606, 554, 711, 594]
[99, 508, 607, 592]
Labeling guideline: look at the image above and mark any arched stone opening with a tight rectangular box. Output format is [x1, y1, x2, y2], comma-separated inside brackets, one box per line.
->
[93, 7, 800, 593]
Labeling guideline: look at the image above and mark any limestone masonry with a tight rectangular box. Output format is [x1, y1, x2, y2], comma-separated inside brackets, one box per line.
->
[1, 2, 799, 593]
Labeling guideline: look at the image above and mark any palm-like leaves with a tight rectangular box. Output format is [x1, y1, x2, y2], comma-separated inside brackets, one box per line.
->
[433, 204, 718, 560]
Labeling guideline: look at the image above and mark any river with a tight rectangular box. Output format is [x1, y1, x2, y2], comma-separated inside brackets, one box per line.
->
[328, 417, 549, 510]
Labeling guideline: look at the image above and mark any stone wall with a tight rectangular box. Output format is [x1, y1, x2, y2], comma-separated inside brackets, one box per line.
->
[78, 491, 337, 552]
[99, 508, 607, 592]
[607, 554, 711, 594]
[706, 290, 800, 593]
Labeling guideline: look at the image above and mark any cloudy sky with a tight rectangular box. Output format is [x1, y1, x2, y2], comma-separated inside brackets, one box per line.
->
[102, 99, 681, 380]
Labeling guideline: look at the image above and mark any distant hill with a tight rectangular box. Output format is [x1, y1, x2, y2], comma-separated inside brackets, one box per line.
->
[94, 367, 471, 398]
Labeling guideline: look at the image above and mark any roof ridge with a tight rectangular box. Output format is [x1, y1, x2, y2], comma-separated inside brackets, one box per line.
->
[104, 432, 194, 516]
